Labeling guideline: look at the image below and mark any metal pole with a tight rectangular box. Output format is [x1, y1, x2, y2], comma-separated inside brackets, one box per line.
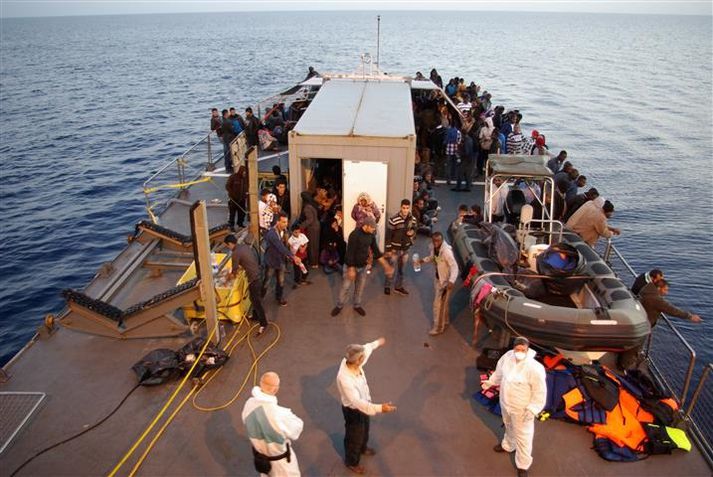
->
[247, 146, 260, 243]
[376, 15, 381, 72]
[190, 201, 220, 345]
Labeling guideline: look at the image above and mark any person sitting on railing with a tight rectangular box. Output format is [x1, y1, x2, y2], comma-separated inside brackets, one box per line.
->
[631, 268, 664, 295]
[565, 199, 621, 247]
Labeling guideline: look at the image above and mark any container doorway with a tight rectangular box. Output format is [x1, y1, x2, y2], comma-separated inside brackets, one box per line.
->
[343, 161, 388, 250]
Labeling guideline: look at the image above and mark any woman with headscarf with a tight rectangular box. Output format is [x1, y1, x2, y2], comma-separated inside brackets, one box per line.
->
[351, 192, 381, 229]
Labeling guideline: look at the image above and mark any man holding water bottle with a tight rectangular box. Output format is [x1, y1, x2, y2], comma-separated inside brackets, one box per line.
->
[384, 199, 418, 296]
[415, 231, 459, 336]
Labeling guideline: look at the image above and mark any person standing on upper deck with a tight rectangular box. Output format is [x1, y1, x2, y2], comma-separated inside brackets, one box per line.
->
[244, 107, 260, 148]
[384, 199, 417, 296]
[481, 337, 547, 477]
[336, 337, 397, 475]
[331, 217, 393, 317]
[221, 109, 237, 173]
[242, 371, 304, 476]
[416, 231, 459, 336]
[566, 199, 621, 247]
[210, 108, 223, 139]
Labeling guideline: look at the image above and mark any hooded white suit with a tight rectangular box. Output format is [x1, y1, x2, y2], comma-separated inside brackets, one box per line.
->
[485, 348, 547, 470]
[241, 386, 304, 476]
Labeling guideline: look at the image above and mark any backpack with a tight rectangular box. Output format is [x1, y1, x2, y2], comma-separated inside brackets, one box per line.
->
[579, 365, 619, 411]
[642, 424, 685, 455]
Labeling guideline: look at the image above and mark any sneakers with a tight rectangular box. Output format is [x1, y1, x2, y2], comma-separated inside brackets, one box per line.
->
[517, 469, 528, 477]
[278, 299, 287, 307]
[255, 326, 266, 337]
[394, 287, 409, 296]
[331, 306, 342, 317]
[428, 329, 443, 336]
[354, 306, 366, 316]
[362, 447, 376, 456]
[384, 287, 391, 295]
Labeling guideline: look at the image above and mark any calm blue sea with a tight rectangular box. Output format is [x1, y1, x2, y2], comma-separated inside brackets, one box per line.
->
[1, 11, 711, 371]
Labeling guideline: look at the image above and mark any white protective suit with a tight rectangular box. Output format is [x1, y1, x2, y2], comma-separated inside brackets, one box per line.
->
[484, 348, 547, 470]
[241, 386, 304, 476]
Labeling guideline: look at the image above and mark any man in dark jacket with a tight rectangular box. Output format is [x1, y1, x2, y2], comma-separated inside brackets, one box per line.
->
[273, 179, 291, 221]
[224, 234, 268, 336]
[619, 279, 702, 369]
[221, 109, 237, 173]
[563, 187, 598, 222]
[244, 107, 260, 148]
[638, 280, 702, 326]
[262, 213, 302, 306]
[631, 268, 664, 296]
[226, 165, 248, 230]
[331, 217, 393, 317]
[384, 199, 417, 296]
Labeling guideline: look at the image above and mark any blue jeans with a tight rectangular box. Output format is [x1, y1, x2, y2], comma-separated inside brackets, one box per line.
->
[337, 266, 368, 308]
[262, 266, 285, 301]
[385, 250, 408, 289]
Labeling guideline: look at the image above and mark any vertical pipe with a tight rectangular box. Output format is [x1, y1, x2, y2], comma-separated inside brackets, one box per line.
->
[376, 15, 381, 72]
[247, 146, 260, 245]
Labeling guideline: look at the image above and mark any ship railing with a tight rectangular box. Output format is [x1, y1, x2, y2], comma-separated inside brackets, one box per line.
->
[142, 131, 226, 223]
[685, 363, 713, 465]
[601, 239, 711, 465]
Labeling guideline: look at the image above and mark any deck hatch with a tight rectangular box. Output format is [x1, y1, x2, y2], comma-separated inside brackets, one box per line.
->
[0, 392, 46, 455]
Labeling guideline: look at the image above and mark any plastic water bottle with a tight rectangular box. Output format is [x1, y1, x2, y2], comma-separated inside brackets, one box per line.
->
[298, 262, 308, 275]
[413, 253, 421, 272]
[211, 252, 219, 276]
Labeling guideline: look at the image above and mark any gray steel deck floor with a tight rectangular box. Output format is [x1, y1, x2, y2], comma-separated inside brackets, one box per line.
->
[0, 181, 709, 476]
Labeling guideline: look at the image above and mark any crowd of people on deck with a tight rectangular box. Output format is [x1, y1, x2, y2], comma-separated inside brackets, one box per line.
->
[214, 67, 702, 477]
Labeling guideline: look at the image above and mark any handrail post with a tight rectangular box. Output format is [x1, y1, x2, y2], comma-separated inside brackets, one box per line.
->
[206, 132, 214, 171]
[686, 364, 712, 417]
[603, 238, 612, 263]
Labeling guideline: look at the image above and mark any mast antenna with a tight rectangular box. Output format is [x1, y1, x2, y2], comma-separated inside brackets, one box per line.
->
[376, 15, 381, 72]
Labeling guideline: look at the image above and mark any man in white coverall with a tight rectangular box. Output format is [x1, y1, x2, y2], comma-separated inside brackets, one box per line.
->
[242, 371, 304, 476]
[481, 337, 547, 477]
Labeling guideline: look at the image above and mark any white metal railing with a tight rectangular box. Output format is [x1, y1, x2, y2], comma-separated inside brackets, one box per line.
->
[601, 239, 711, 465]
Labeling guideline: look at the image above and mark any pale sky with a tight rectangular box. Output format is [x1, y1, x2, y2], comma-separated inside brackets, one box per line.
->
[0, 0, 711, 18]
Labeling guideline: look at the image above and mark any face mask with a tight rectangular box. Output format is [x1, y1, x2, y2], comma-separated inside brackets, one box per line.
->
[514, 351, 527, 361]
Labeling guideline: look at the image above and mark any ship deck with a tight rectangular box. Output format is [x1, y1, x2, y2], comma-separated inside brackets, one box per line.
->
[1, 173, 710, 476]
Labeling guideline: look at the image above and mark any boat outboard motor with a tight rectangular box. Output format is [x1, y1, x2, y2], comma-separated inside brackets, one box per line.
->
[536, 243, 588, 295]
[505, 189, 527, 225]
